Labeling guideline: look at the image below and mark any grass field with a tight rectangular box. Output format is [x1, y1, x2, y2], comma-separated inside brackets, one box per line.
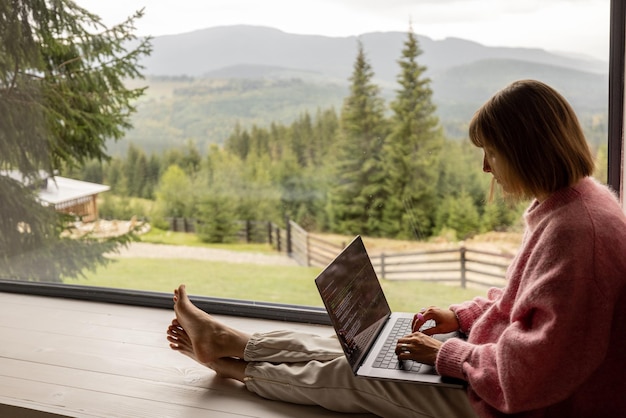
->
[70, 257, 488, 311]
[67, 228, 494, 311]
[140, 228, 279, 253]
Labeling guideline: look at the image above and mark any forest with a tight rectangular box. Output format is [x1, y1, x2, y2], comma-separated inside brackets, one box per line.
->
[64, 32, 609, 244]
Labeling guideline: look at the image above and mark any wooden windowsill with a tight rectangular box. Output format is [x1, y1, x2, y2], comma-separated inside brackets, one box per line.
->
[0, 292, 375, 417]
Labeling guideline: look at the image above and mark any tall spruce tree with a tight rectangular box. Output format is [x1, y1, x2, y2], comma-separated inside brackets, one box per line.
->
[194, 146, 241, 243]
[0, 0, 151, 281]
[381, 28, 443, 239]
[329, 41, 389, 236]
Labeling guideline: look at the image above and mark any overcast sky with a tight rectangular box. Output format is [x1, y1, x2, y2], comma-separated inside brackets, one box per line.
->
[74, 0, 611, 61]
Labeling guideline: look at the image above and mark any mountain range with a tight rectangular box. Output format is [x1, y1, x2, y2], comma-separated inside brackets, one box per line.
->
[114, 25, 609, 154]
[139, 25, 606, 80]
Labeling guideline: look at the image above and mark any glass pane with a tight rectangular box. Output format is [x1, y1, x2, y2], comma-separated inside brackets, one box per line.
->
[1, 0, 610, 312]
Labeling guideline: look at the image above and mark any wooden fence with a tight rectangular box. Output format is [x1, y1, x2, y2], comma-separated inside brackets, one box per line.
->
[370, 247, 512, 288]
[283, 220, 512, 288]
[288, 221, 344, 267]
[166, 217, 513, 288]
[167, 217, 283, 244]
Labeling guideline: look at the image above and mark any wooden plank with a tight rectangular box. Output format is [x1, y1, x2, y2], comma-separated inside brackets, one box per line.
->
[0, 358, 348, 418]
[0, 292, 333, 345]
[0, 315, 332, 391]
[0, 374, 246, 418]
[0, 292, 375, 418]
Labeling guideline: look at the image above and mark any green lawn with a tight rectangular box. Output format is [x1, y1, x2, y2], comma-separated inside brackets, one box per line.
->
[70, 257, 487, 311]
[140, 228, 277, 253]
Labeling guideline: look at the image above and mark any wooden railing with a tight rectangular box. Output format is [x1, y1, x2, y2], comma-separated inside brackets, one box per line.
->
[285, 221, 512, 288]
[166, 217, 513, 288]
[288, 220, 344, 267]
[370, 247, 512, 288]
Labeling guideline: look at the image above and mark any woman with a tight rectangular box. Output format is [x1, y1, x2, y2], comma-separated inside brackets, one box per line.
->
[167, 80, 626, 417]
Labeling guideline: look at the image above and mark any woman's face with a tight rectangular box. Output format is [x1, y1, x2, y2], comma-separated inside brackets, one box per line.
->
[482, 145, 547, 201]
[482, 146, 510, 191]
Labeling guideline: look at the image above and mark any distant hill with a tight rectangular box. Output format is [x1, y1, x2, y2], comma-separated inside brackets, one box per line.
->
[138, 25, 607, 80]
[112, 25, 609, 155]
[432, 58, 608, 119]
[116, 77, 348, 156]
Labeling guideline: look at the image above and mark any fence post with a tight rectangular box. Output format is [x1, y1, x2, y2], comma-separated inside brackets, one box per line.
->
[285, 216, 292, 255]
[267, 222, 273, 246]
[275, 225, 281, 252]
[380, 253, 386, 279]
[245, 220, 251, 243]
[460, 246, 467, 288]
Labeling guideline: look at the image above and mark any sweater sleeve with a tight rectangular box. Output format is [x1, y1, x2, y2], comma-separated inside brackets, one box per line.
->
[449, 287, 503, 334]
[436, 229, 614, 414]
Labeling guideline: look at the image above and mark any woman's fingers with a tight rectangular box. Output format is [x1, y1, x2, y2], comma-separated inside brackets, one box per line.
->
[395, 333, 442, 365]
[411, 307, 431, 331]
[412, 307, 461, 335]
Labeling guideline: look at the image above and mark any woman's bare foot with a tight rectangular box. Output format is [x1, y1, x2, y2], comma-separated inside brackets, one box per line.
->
[167, 319, 196, 360]
[170, 284, 250, 364]
[207, 357, 248, 382]
[168, 319, 247, 382]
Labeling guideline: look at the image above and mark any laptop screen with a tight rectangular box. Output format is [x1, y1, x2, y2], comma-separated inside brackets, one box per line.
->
[315, 236, 392, 372]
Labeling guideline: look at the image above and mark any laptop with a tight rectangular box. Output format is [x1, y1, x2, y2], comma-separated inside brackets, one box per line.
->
[315, 235, 465, 388]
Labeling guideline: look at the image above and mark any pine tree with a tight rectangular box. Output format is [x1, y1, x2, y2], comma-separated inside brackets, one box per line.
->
[444, 191, 481, 240]
[330, 41, 389, 236]
[240, 152, 281, 224]
[268, 122, 290, 161]
[381, 28, 443, 239]
[248, 125, 271, 160]
[145, 153, 162, 199]
[224, 122, 251, 160]
[124, 144, 149, 197]
[179, 140, 202, 177]
[155, 165, 194, 219]
[312, 107, 339, 166]
[196, 194, 239, 243]
[0, 0, 151, 281]
[195, 145, 243, 243]
[291, 111, 315, 167]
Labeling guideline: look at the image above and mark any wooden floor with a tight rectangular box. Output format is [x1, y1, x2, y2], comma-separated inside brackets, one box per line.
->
[0, 292, 376, 418]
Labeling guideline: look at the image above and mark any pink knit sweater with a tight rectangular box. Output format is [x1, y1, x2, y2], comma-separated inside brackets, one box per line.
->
[436, 177, 626, 417]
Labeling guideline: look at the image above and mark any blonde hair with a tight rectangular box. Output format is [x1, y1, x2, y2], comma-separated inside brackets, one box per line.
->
[469, 79, 595, 200]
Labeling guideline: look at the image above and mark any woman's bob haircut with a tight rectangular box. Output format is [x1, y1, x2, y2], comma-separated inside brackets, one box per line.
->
[469, 79, 595, 200]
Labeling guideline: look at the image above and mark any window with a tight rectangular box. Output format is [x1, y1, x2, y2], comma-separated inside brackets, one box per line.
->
[0, 0, 619, 324]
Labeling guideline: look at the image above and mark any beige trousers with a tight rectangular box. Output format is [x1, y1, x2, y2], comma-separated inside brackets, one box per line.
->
[243, 330, 478, 418]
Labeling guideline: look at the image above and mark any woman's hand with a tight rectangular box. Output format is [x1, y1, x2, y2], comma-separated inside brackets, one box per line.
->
[412, 306, 460, 335]
[395, 332, 443, 366]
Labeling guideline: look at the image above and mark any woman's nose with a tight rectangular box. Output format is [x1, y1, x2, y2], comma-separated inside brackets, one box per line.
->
[483, 155, 492, 173]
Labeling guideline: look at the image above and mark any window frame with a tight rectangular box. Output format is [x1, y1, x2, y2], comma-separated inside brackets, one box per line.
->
[608, 0, 625, 200]
[0, 278, 331, 324]
[1, 1, 624, 324]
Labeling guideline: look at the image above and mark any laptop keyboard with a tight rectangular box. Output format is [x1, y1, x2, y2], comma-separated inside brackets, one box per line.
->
[372, 317, 434, 372]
